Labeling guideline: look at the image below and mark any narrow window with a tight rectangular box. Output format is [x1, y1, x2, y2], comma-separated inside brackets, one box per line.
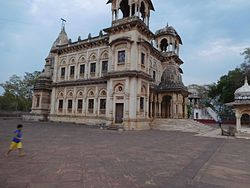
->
[102, 61, 108, 72]
[68, 99, 72, 112]
[36, 96, 40, 107]
[132, 4, 135, 15]
[140, 97, 144, 111]
[88, 99, 94, 113]
[61, 67, 65, 78]
[70, 66, 75, 77]
[80, 64, 85, 75]
[58, 100, 63, 112]
[141, 53, 145, 65]
[118, 50, 125, 64]
[100, 99, 106, 114]
[77, 99, 83, 112]
[153, 71, 156, 80]
[90, 63, 96, 73]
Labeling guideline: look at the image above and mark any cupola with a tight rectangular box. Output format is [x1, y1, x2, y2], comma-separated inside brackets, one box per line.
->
[107, 0, 154, 27]
[155, 24, 182, 56]
[235, 77, 250, 100]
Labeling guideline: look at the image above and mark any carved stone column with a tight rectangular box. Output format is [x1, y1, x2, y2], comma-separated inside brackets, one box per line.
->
[235, 109, 242, 132]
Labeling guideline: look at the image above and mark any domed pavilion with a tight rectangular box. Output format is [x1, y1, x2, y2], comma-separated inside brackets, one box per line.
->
[227, 77, 250, 132]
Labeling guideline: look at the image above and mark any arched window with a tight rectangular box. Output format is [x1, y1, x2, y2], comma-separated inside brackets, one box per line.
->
[120, 0, 130, 18]
[160, 39, 168, 52]
[140, 2, 146, 21]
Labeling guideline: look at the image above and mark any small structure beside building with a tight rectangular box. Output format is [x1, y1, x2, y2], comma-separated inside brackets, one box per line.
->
[227, 77, 250, 132]
[188, 87, 217, 122]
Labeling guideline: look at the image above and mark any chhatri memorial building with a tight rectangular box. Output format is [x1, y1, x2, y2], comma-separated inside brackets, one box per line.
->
[30, 0, 189, 130]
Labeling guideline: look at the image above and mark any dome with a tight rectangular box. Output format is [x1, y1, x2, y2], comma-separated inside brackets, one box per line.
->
[158, 64, 187, 92]
[235, 77, 250, 100]
[156, 25, 177, 36]
[155, 25, 182, 44]
[52, 26, 68, 48]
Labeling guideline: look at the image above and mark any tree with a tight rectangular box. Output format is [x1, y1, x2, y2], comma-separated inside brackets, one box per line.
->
[0, 71, 40, 111]
[207, 48, 250, 120]
[208, 68, 244, 104]
[241, 48, 250, 75]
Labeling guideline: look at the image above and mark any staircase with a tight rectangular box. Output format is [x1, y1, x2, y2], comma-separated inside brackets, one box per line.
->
[205, 107, 219, 122]
[151, 118, 215, 134]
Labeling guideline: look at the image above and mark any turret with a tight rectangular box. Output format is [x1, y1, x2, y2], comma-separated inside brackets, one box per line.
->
[155, 24, 182, 56]
[107, 0, 154, 27]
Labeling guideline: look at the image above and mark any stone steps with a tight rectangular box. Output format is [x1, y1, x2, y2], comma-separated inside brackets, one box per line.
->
[235, 133, 250, 140]
[151, 118, 215, 134]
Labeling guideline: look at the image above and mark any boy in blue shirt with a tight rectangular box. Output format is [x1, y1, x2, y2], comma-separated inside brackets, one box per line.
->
[6, 124, 25, 157]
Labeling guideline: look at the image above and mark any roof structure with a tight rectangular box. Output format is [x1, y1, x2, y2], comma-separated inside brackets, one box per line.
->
[106, 0, 155, 11]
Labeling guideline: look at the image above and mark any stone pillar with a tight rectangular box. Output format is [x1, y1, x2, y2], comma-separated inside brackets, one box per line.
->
[112, 10, 115, 21]
[158, 102, 162, 118]
[177, 46, 180, 56]
[50, 88, 56, 114]
[129, 78, 138, 118]
[236, 110, 241, 132]
[150, 101, 153, 118]
[129, 5, 132, 17]
[154, 98, 158, 118]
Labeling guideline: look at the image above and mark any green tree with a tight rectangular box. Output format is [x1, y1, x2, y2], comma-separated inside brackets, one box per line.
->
[241, 48, 250, 74]
[207, 48, 250, 120]
[0, 71, 40, 111]
[208, 68, 244, 103]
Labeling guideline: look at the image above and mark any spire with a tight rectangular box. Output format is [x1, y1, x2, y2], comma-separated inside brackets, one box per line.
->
[61, 18, 66, 31]
[51, 19, 69, 48]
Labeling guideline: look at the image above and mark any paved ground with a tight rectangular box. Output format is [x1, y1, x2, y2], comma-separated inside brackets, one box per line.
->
[1, 118, 250, 188]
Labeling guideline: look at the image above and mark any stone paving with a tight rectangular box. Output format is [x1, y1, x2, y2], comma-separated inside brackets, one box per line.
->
[1, 118, 250, 188]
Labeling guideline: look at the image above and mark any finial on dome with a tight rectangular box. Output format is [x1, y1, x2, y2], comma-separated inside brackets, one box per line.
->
[244, 76, 249, 85]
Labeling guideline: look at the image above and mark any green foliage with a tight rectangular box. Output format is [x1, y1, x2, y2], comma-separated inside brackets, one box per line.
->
[208, 68, 244, 103]
[208, 48, 250, 103]
[207, 48, 250, 120]
[0, 71, 40, 111]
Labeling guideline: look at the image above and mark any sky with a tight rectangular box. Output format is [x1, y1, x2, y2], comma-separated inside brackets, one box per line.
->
[0, 0, 250, 94]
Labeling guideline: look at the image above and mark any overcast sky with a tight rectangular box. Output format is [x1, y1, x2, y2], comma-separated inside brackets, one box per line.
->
[1, 0, 250, 94]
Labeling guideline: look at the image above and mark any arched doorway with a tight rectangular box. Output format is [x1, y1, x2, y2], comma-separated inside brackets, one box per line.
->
[162, 95, 172, 118]
[241, 113, 250, 127]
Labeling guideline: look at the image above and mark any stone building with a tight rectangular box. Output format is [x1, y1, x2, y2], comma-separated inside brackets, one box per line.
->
[30, 0, 188, 130]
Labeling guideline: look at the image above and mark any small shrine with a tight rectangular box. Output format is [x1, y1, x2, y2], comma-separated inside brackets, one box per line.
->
[227, 77, 250, 132]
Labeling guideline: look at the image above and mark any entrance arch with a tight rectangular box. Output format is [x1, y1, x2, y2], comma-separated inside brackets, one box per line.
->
[162, 95, 172, 118]
[241, 113, 250, 126]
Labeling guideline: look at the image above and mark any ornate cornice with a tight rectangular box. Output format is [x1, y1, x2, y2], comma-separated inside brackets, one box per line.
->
[52, 78, 107, 87]
[50, 35, 109, 55]
[103, 17, 155, 39]
[104, 70, 154, 81]
[109, 37, 134, 46]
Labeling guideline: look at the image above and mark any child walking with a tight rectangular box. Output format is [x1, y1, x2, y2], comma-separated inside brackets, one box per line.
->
[6, 124, 25, 157]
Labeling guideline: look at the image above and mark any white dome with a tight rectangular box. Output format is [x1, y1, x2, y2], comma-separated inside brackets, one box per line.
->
[235, 77, 250, 100]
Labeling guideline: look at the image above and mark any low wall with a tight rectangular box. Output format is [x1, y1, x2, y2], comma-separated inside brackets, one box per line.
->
[0, 111, 29, 117]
